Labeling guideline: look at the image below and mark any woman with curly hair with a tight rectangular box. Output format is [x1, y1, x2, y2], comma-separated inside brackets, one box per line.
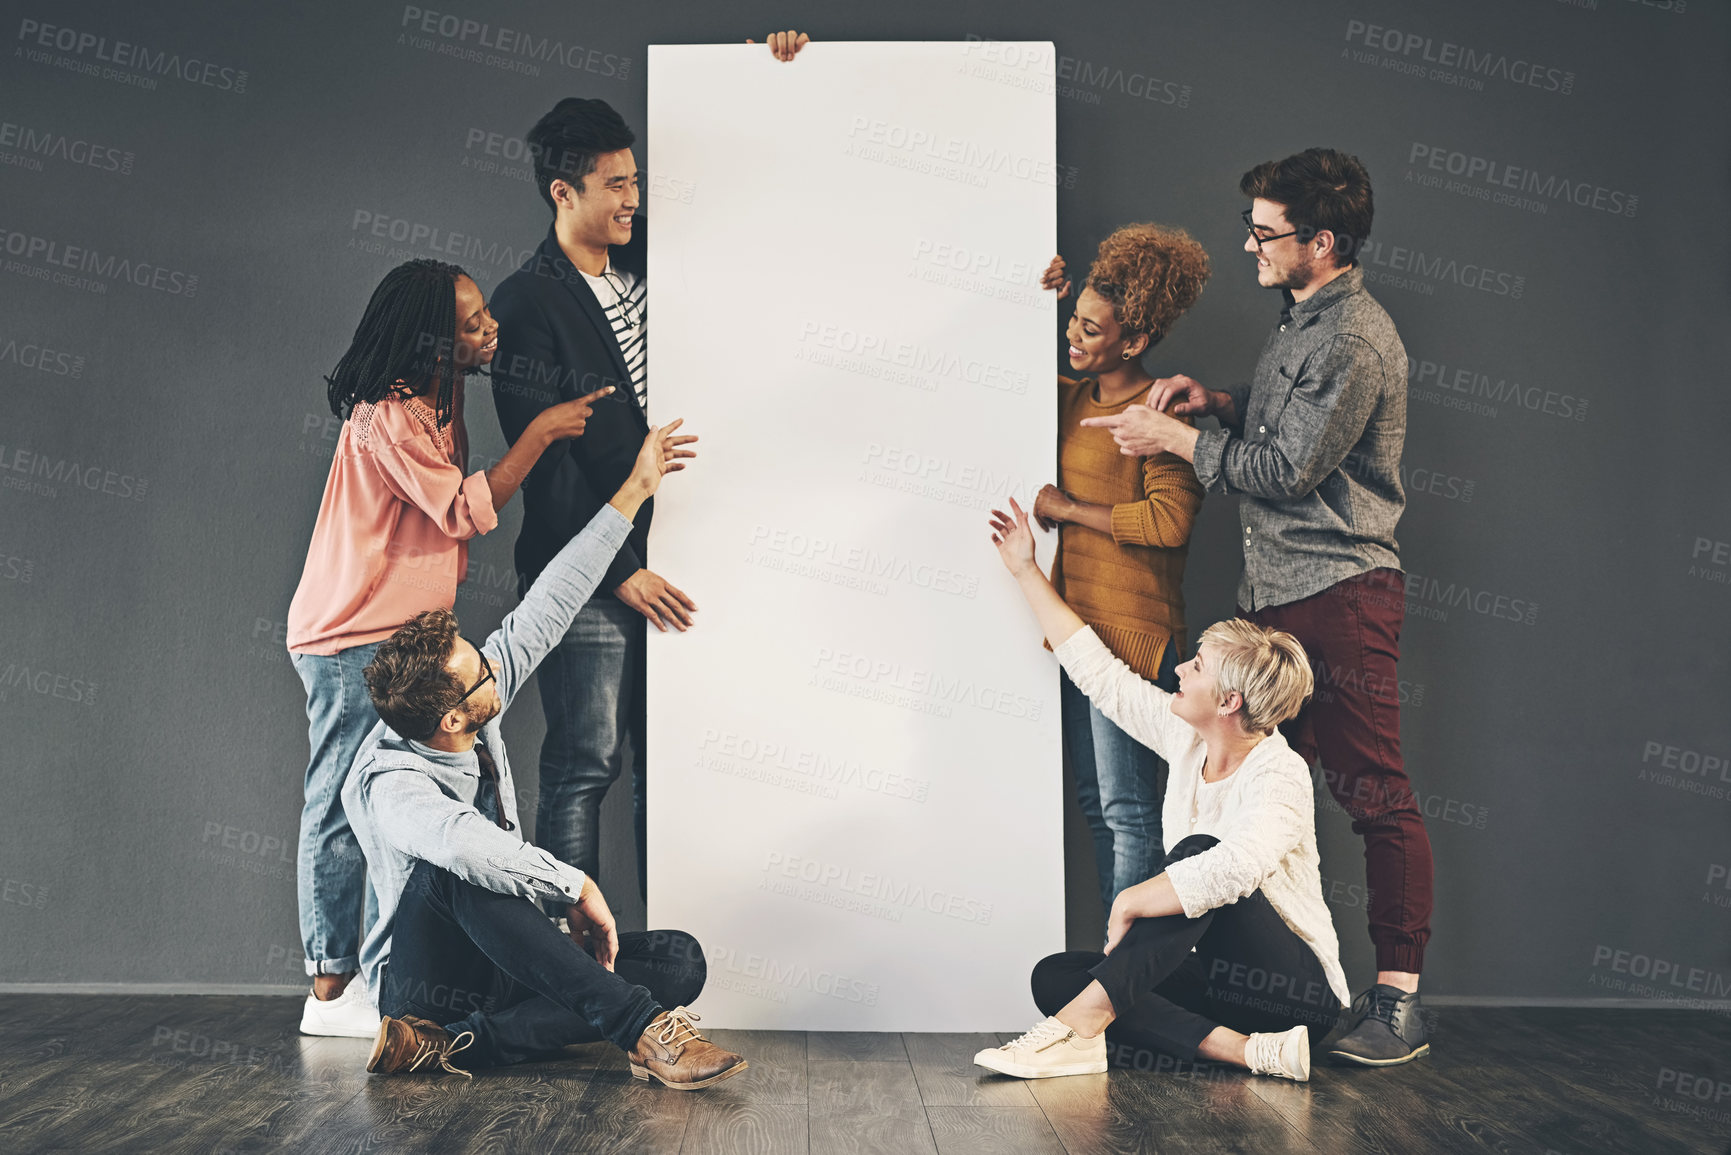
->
[1033, 225, 1211, 918]
[285, 259, 608, 1038]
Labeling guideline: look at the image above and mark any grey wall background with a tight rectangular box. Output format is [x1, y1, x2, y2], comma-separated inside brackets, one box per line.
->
[2, 0, 1725, 1006]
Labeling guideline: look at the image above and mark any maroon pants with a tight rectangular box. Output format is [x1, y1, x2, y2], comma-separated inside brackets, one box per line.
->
[1242, 568, 1433, 974]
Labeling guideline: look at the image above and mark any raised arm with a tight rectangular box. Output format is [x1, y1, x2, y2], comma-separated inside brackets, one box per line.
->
[988, 497, 1086, 651]
[989, 498, 1189, 760]
[483, 423, 696, 707]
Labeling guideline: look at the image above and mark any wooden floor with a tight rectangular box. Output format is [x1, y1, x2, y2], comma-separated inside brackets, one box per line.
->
[1, 996, 1725, 1154]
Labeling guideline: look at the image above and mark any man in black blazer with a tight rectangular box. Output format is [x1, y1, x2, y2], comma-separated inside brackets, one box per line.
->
[490, 36, 808, 903]
[489, 98, 690, 902]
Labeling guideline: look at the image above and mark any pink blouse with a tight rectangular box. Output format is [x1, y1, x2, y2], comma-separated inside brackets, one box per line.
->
[287, 395, 498, 655]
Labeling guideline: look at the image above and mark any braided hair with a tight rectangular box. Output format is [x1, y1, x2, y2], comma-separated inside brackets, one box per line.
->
[325, 259, 473, 427]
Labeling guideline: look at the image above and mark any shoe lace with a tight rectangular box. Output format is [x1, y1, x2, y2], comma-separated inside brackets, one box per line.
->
[1004, 1019, 1071, 1052]
[1353, 986, 1401, 1029]
[407, 1028, 476, 1079]
[653, 1007, 707, 1050]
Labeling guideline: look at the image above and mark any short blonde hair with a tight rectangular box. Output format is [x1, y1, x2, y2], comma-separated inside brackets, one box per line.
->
[1196, 619, 1313, 735]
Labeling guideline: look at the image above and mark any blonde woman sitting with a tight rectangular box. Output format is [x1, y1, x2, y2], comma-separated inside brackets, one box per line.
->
[976, 498, 1347, 1083]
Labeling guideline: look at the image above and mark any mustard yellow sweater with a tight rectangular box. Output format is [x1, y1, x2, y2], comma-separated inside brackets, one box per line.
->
[1050, 377, 1205, 679]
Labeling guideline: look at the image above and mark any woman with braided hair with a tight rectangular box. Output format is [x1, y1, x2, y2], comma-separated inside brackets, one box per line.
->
[286, 259, 608, 1038]
[1032, 225, 1212, 921]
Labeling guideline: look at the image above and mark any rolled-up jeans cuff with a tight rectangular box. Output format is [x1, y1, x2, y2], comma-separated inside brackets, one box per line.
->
[307, 954, 360, 978]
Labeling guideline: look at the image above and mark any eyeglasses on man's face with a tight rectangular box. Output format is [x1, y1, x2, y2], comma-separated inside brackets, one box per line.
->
[454, 637, 495, 705]
[1242, 209, 1304, 251]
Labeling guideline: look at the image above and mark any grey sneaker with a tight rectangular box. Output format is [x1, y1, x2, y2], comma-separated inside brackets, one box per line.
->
[1327, 984, 1430, 1067]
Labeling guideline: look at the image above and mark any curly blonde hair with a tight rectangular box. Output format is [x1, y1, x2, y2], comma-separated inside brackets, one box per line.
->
[1084, 223, 1211, 343]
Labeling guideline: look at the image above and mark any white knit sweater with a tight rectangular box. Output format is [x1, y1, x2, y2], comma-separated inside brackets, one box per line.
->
[1057, 627, 1350, 1005]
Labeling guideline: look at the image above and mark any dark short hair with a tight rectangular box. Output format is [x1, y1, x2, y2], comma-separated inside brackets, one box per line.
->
[527, 97, 636, 213]
[364, 609, 463, 741]
[1239, 148, 1373, 266]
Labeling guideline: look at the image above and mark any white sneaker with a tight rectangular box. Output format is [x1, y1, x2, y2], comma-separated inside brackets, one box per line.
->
[973, 1017, 1107, 1079]
[300, 975, 382, 1038]
[1245, 1025, 1311, 1082]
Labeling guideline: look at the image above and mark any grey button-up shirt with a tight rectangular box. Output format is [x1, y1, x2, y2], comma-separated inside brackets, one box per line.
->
[1192, 266, 1407, 611]
[342, 504, 634, 1000]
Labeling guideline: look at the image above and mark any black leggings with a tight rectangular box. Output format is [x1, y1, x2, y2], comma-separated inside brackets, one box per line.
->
[1031, 835, 1342, 1067]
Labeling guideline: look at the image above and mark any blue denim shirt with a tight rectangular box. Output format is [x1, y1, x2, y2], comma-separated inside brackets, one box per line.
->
[342, 504, 634, 1000]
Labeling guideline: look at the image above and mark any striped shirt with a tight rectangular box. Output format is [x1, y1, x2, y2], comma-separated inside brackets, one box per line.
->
[580, 263, 647, 413]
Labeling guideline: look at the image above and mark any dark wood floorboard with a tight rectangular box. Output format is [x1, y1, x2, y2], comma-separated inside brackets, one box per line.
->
[807, 1059, 937, 1155]
[0, 998, 1724, 1155]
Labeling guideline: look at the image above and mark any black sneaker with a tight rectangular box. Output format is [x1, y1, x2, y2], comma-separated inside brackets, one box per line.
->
[1326, 984, 1430, 1067]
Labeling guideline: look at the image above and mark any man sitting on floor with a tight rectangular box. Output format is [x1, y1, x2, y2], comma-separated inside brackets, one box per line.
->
[341, 420, 745, 1089]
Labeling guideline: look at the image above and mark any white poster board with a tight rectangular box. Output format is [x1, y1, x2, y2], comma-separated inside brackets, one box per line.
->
[646, 41, 1061, 1030]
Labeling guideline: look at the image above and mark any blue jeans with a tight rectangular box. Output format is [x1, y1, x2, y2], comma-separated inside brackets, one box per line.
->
[1062, 639, 1180, 913]
[291, 643, 381, 977]
[536, 596, 645, 901]
[381, 860, 704, 1067]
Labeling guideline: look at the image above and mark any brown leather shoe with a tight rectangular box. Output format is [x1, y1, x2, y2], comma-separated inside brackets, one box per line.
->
[366, 1015, 475, 1078]
[627, 1007, 747, 1090]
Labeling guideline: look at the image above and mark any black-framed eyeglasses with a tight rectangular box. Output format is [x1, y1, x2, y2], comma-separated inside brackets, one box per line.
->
[455, 636, 495, 704]
[1242, 209, 1303, 251]
[599, 268, 640, 331]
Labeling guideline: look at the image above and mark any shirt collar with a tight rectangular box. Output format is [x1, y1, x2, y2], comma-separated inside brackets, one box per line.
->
[1280, 265, 1363, 327]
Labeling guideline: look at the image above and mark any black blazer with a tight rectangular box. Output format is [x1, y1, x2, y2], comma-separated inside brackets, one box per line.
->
[489, 223, 650, 593]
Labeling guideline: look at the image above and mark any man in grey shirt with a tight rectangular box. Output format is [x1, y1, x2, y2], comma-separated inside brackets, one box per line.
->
[1082, 149, 1434, 1068]
[340, 422, 748, 1089]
